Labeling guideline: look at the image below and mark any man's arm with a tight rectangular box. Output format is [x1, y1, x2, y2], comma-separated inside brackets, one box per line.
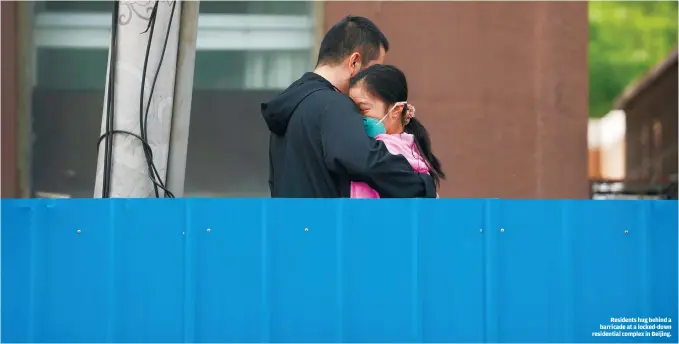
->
[320, 96, 436, 198]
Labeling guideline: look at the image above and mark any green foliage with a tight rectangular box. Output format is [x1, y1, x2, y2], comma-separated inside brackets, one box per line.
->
[589, 1, 678, 118]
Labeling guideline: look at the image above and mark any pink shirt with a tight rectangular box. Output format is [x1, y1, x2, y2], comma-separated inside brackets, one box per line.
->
[350, 133, 433, 198]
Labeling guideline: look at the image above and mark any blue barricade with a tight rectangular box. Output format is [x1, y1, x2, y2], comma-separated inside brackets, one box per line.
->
[2, 199, 677, 342]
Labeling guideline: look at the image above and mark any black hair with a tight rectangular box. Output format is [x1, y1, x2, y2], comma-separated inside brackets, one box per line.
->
[349, 64, 446, 188]
[316, 15, 389, 67]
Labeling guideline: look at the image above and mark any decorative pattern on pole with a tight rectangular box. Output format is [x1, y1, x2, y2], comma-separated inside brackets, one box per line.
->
[94, 0, 184, 198]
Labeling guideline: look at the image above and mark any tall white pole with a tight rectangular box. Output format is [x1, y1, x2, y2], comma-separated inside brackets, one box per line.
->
[166, 1, 199, 197]
[94, 1, 185, 198]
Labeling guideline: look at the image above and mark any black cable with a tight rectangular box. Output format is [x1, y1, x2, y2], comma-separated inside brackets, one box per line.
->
[97, 0, 177, 198]
[139, 0, 177, 198]
[140, 2, 162, 197]
[97, 130, 175, 197]
[101, 0, 119, 198]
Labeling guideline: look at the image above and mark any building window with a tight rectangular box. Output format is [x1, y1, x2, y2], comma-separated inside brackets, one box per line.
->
[652, 119, 663, 177]
[652, 119, 662, 149]
[31, 1, 315, 197]
[638, 124, 651, 179]
[34, 2, 314, 90]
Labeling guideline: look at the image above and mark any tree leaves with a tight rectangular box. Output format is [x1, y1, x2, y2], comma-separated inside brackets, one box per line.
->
[589, 1, 678, 118]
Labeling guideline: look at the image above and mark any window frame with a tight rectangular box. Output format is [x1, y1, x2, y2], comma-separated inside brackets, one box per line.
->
[35, 12, 315, 51]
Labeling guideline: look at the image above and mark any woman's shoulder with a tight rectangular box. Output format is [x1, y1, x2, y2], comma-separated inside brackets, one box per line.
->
[376, 133, 429, 173]
[375, 132, 415, 144]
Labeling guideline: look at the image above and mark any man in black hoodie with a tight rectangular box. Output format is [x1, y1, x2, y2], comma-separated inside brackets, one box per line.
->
[261, 16, 437, 198]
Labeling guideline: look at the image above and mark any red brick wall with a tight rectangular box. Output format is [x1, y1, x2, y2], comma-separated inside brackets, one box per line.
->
[324, 1, 589, 198]
[1, 1, 19, 198]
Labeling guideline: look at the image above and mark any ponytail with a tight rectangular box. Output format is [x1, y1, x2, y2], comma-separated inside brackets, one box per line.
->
[404, 117, 446, 188]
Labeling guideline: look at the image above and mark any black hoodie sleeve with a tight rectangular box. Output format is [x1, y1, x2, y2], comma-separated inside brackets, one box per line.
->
[320, 95, 437, 198]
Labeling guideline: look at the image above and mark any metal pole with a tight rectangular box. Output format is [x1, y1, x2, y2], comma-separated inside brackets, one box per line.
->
[94, 1, 183, 198]
[93, 20, 114, 198]
[165, 1, 199, 197]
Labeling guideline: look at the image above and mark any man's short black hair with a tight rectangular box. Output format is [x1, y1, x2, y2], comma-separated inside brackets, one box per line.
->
[316, 15, 389, 67]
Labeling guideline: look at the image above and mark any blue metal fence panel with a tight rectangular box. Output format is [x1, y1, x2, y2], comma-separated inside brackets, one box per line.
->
[649, 201, 679, 331]
[189, 198, 265, 343]
[36, 200, 112, 342]
[2, 200, 33, 342]
[570, 201, 648, 343]
[494, 200, 569, 342]
[2, 199, 677, 343]
[418, 198, 486, 343]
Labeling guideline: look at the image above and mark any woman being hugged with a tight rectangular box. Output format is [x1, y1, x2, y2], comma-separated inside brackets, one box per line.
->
[348, 64, 445, 198]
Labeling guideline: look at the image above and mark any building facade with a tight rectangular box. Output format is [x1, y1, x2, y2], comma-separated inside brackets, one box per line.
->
[616, 48, 678, 184]
[1, 1, 589, 199]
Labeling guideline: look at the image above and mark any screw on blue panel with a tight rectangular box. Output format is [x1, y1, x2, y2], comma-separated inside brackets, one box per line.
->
[304, 228, 309, 232]
[207, 228, 211, 233]
[479, 228, 483, 233]
[500, 228, 505, 233]
[624, 230, 629, 235]
[76, 229, 82, 234]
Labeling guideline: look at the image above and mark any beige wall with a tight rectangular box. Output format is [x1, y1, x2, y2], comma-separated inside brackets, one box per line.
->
[588, 149, 602, 180]
[588, 111, 626, 181]
[323, 1, 589, 198]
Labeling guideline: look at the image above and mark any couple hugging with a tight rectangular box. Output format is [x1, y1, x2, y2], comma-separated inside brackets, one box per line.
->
[262, 15, 444, 199]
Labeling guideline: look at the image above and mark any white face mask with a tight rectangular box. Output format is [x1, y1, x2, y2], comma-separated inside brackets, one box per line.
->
[377, 101, 407, 124]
